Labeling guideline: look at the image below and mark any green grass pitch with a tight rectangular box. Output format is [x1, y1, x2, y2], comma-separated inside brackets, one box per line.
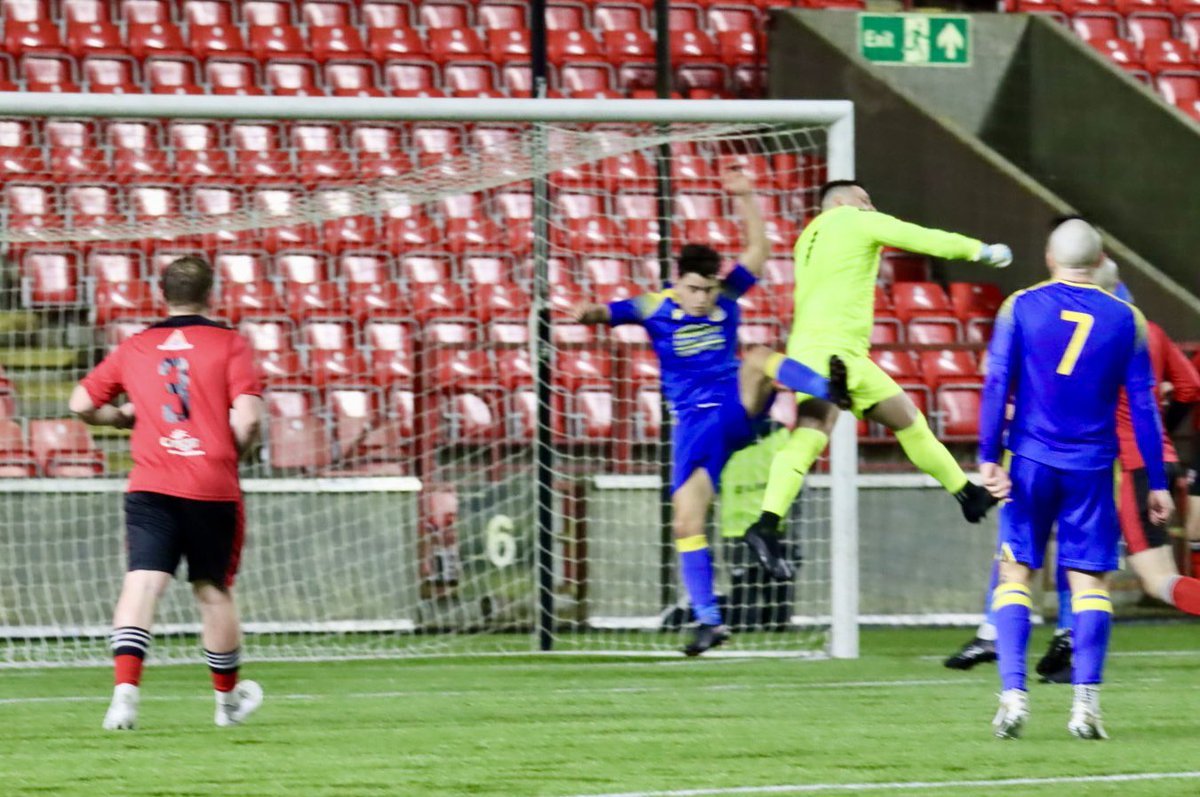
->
[3, 626, 1199, 797]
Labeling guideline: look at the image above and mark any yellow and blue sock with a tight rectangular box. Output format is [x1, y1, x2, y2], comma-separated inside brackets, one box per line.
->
[764, 353, 830, 400]
[1071, 589, 1113, 685]
[1055, 561, 1075, 634]
[993, 582, 1033, 692]
[893, 414, 969, 494]
[676, 535, 721, 626]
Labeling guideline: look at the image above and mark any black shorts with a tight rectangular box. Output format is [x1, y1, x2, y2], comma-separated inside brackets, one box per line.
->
[1119, 464, 1180, 555]
[125, 492, 245, 587]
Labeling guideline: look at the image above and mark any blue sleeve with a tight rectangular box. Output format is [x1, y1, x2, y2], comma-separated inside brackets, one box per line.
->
[1126, 311, 1168, 490]
[721, 263, 757, 298]
[979, 295, 1019, 464]
[607, 298, 643, 327]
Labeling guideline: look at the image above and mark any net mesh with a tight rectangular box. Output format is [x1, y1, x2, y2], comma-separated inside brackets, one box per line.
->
[0, 113, 839, 665]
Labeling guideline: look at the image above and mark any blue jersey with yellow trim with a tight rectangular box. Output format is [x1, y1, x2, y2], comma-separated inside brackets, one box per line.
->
[608, 264, 756, 412]
[979, 279, 1166, 489]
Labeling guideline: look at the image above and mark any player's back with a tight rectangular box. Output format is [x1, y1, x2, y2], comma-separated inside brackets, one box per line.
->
[95, 316, 257, 501]
[790, 206, 881, 355]
[1005, 281, 1142, 470]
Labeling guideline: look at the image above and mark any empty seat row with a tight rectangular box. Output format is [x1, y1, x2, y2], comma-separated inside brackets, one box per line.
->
[0, 417, 106, 477]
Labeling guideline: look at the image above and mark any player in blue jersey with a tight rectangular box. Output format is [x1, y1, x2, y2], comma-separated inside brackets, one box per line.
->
[978, 218, 1172, 739]
[572, 167, 851, 656]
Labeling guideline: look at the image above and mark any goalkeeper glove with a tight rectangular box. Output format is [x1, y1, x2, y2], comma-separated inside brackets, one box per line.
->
[977, 243, 1013, 269]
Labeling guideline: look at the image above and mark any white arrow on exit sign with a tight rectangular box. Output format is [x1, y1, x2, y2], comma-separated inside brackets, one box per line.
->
[936, 23, 965, 60]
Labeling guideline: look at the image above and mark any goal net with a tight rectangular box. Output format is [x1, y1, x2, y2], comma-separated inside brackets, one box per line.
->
[0, 96, 859, 665]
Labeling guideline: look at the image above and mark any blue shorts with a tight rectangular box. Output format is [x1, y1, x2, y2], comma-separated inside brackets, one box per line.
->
[671, 393, 772, 495]
[999, 455, 1119, 573]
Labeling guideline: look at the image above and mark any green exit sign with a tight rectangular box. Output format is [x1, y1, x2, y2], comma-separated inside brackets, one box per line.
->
[859, 13, 971, 67]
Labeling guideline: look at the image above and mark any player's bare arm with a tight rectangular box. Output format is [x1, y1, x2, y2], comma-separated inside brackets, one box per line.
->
[68, 384, 134, 430]
[231, 394, 264, 459]
[571, 302, 611, 325]
[721, 166, 768, 276]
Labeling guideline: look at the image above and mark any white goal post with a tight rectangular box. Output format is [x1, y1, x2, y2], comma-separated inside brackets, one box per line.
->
[0, 95, 862, 664]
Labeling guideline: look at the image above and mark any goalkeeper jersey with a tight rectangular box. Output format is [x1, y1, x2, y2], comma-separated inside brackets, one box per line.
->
[789, 206, 984, 356]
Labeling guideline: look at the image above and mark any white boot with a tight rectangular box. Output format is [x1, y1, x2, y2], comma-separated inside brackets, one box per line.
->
[1068, 684, 1108, 740]
[992, 689, 1028, 739]
[214, 680, 264, 727]
[102, 683, 140, 731]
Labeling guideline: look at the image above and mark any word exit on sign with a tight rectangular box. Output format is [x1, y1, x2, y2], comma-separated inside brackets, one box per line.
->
[858, 13, 971, 67]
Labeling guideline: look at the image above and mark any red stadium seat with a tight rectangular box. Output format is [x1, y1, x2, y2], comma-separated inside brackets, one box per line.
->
[547, 29, 603, 66]
[412, 283, 469, 321]
[292, 124, 347, 183]
[892, 282, 955, 323]
[118, 0, 170, 23]
[476, 281, 529, 322]
[286, 282, 346, 321]
[363, 0, 415, 29]
[22, 251, 80, 307]
[82, 56, 139, 93]
[382, 61, 438, 95]
[0, 120, 43, 178]
[264, 60, 322, 96]
[248, 24, 307, 61]
[1127, 15, 1175, 48]
[30, 418, 105, 476]
[328, 386, 381, 453]
[86, 249, 141, 284]
[326, 61, 384, 96]
[169, 121, 232, 179]
[488, 28, 533, 63]
[64, 0, 108, 23]
[635, 388, 661, 441]
[671, 30, 720, 64]
[65, 183, 119, 226]
[937, 386, 983, 440]
[183, 0, 235, 25]
[232, 122, 294, 182]
[22, 55, 83, 93]
[145, 57, 204, 94]
[367, 27, 427, 61]
[463, 255, 509, 284]
[128, 184, 183, 242]
[206, 58, 265, 95]
[604, 28, 656, 63]
[190, 25, 250, 59]
[433, 349, 497, 390]
[907, 320, 961, 345]
[444, 62, 498, 95]
[1092, 38, 1142, 69]
[216, 251, 270, 285]
[871, 320, 902, 345]
[556, 217, 623, 254]
[427, 28, 487, 64]
[444, 392, 504, 441]
[189, 185, 243, 247]
[1117, 0, 1169, 11]
[949, 282, 1004, 321]
[546, 1, 586, 30]
[0, 419, 36, 477]
[709, 6, 759, 32]
[1072, 13, 1122, 42]
[411, 123, 463, 163]
[5, 21, 61, 57]
[920, 350, 981, 389]
[420, 2, 470, 28]
[242, 0, 298, 26]
[366, 320, 416, 386]
[5, 183, 61, 234]
[94, 281, 158, 324]
[303, 0, 356, 26]
[337, 251, 392, 285]
[265, 386, 317, 417]
[479, 1, 526, 29]
[352, 125, 408, 177]
[1157, 71, 1200, 104]
[495, 347, 532, 389]
[572, 389, 614, 441]
[310, 25, 368, 62]
[269, 417, 332, 469]
[594, 2, 644, 31]
[65, 21, 124, 58]
[240, 319, 296, 353]
[107, 121, 169, 182]
[718, 30, 760, 65]
[1143, 39, 1192, 73]
[128, 22, 188, 59]
[276, 250, 326, 286]
[684, 218, 741, 253]
[349, 281, 406, 323]
[501, 62, 534, 94]
[221, 281, 286, 324]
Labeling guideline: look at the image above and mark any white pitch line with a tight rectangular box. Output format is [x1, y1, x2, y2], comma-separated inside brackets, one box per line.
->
[0, 676, 984, 707]
[558, 771, 1200, 797]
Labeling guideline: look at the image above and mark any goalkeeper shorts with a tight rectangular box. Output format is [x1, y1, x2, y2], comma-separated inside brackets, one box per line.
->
[785, 345, 904, 419]
[125, 491, 245, 587]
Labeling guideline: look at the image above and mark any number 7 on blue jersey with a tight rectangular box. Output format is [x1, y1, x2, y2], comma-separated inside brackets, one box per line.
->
[1057, 310, 1094, 376]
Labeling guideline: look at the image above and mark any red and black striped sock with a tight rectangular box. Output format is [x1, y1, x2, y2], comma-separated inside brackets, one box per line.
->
[205, 648, 240, 693]
[110, 626, 151, 686]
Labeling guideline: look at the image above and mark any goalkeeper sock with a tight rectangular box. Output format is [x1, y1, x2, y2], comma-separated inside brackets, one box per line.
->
[762, 427, 828, 518]
[763, 353, 829, 399]
[676, 535, 721, 626]
[1164, 575, 1200, 615]
[110, 626, 151, 687]
[1189, 542, 1200, 577]
[1071, 590, 1112, 685]
[205, 648, 241, 693]
[992, 583, 1033, 692]
[1055, 560, 1075, 633]
[893, 414, 969, 494]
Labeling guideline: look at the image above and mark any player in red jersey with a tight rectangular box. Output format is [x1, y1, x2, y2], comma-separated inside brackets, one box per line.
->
[1186, 350, 1200, 577]
[69, 256, 265, 730]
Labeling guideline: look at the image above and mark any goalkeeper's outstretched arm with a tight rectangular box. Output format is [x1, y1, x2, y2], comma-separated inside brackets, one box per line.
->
[858, 211, 1012, 267]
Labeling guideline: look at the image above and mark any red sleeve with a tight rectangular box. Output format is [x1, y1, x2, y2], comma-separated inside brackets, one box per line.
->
[227, 332, 262, 402]
[1163, 331, 1200, 403]
[78, 346, 125, 407]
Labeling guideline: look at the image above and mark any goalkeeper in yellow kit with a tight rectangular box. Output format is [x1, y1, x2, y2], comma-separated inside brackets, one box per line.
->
[743, 180, 1014, 580]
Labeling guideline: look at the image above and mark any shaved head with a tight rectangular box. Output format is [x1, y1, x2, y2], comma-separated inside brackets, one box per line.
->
[1093, 257, 1119, 293]
[819, 180, 874, 211]
[1047, 218, 1103, 270]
